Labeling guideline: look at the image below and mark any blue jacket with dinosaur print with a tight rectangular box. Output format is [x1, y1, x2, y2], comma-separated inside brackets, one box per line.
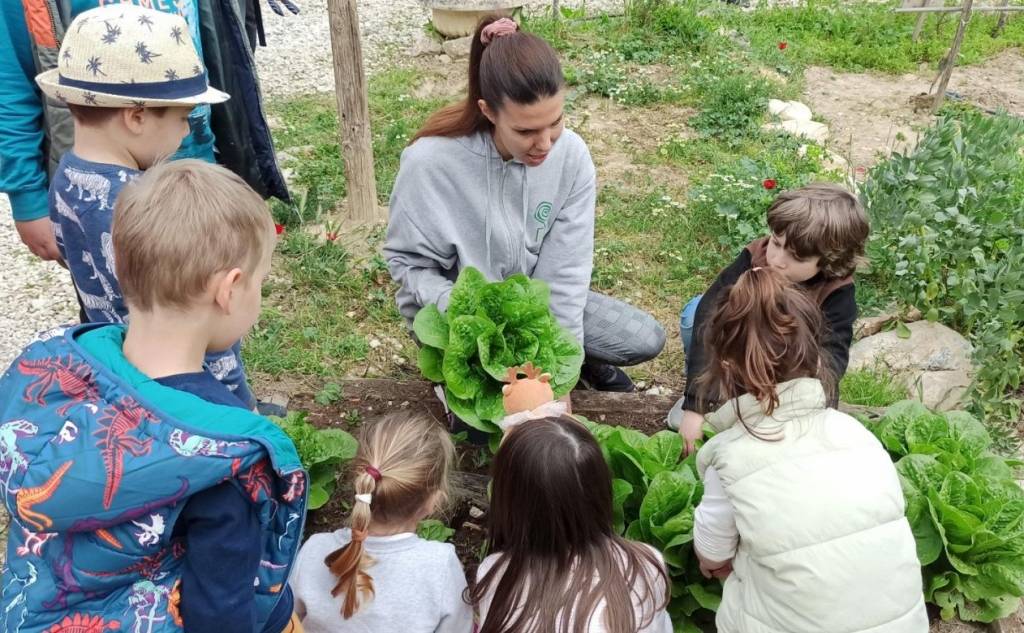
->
[0, 324, 308, 633]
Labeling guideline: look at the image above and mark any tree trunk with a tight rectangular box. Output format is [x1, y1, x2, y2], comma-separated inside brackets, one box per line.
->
[932, 0, 974, 113]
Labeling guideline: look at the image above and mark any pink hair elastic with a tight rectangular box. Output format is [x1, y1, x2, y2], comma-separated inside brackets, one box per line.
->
[481, 18, 519, 45]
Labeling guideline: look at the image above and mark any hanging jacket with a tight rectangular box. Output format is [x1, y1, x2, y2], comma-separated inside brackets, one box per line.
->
[383, 129, 596, 344]
[0, 324, 307, 633]
[0, 0, 288, 223]
[696, 378, 928, 633]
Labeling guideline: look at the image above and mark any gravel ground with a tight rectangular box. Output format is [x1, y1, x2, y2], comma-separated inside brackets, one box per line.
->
[0, 197, 78, 371]
[256, 0, 628, 97]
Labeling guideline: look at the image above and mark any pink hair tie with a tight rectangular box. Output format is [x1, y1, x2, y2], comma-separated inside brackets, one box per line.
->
[364, 466, 382, 482]
[481, 18, 519, 45]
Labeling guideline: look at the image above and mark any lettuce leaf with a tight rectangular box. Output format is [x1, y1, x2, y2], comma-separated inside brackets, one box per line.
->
[414, 267, 584, 439]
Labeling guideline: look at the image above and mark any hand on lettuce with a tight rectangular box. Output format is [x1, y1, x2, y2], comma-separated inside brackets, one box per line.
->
[678, 409, 705, 456]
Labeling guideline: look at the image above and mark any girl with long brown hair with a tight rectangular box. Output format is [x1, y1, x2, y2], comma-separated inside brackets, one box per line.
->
[289, 413, 472, 632]
[471, 415, 671, 633]
[691, 268, 927, 633]
[384, 16, 665, 396]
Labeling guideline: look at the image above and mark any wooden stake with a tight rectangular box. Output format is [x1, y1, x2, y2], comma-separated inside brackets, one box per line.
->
[327, 0, 383, 225]
[994, 0, 1012, 35]
[932, 0, 974, 113]
[912, 0, 933, 42]
[552, 0, 560, 19]
[896, 4, 1022, 12]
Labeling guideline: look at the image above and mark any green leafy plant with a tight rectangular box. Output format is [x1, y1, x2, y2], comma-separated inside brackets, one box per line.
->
[579, 418, 720, 631]
[417, 519, 456, 543]
[862, 110, 1024, 446]
[272, 412, 359, 509]
[414, 267, 583, 436]
[314, 382, 344, 406]
[865, 401, 1024, 622]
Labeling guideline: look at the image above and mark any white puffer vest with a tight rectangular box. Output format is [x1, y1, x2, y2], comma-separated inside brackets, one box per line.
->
[697, 378, 928, 633]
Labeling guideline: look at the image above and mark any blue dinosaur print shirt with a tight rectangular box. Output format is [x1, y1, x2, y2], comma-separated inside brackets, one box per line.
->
[70, 0, 217, 162]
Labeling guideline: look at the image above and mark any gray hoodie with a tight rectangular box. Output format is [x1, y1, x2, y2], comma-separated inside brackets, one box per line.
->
[384, 128, 596, 343]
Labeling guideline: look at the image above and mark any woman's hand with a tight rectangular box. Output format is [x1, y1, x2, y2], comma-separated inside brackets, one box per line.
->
[678, 409, 705, 456]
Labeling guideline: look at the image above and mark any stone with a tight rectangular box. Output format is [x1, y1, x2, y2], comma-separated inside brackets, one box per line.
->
[848, 321, 974, 411]
[469, 505, 485, 519]
[438, 54, 452, 65]
[409, 32, 443, 57]
[768, 99, 813, 122]
[442, 35, 473, 60]
[762, 119, 829, 144]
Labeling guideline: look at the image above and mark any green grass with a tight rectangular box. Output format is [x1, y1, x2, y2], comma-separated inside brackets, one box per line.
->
[718, 0, 1024, 74]
[840, 368, 909, 407]
[244, 229, 414, 379]
[269, 69, 446, 226]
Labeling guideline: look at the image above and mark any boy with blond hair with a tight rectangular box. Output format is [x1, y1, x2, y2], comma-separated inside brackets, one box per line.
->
[669, 183, 870, 453]
[0, 160, 306, 633]
[34, 4, 265, 411]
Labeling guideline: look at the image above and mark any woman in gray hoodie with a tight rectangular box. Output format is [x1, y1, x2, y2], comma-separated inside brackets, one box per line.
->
[384, 16, 665, 393]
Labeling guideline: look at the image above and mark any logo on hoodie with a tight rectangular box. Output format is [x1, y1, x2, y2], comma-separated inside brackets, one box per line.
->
[533, 202, 553, 241]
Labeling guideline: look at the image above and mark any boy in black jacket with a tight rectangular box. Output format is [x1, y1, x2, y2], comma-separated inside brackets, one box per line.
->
[671, 183, 869, 454]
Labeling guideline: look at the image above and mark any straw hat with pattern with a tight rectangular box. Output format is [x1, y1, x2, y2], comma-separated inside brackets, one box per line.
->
[36, 4, 229, 108]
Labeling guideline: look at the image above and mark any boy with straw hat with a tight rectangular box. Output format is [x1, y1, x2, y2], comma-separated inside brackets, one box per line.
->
[36, 4, 262, 411]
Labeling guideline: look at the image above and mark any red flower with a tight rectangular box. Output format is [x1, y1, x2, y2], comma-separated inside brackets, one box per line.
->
[763, 178, 777, 190]
[778, 41, 788, 50]
[326, 231, 339, 242]
[274, 223, 285, 235]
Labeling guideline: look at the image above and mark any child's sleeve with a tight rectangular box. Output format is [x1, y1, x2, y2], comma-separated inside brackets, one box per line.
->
[821, 283, 857, 382]
[693, 467, 738, 563]
[683, 249, 753, 413]
[178, 482, 262, 633]
[435, 547, 474, 633]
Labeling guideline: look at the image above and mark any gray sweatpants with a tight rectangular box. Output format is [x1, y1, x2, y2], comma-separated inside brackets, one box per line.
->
[583, 291, 665, 366]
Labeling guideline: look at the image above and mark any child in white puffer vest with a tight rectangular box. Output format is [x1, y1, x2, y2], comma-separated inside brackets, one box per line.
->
[692, 267, 927, 633]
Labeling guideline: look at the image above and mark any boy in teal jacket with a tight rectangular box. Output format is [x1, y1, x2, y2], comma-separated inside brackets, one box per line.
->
[0, 160, 306, 633]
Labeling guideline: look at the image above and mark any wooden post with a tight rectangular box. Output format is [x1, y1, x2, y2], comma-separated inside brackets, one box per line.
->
[912, 0, 933, 42]
[552, 0, 560, 19]
[994, 0, 1012, 35]
[327, 0, 383, 225]
[932, 0, 974, 113]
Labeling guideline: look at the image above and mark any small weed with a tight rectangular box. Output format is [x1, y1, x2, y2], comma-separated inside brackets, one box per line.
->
[840, 368, 908, 408]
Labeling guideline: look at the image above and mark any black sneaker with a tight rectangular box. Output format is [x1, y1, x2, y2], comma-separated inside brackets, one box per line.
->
[579, 361, 636, 393]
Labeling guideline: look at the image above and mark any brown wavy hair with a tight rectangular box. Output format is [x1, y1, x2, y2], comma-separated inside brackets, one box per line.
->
[412, 15, 564, 142]
[323, 412, 455, 618]
[766, 182, 869, 279]
[470, 416, 669, 633]
[698, 268, 835, 425]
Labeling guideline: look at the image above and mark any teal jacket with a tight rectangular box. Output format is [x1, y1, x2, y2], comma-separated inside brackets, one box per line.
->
[0, 324, 307, 633]
[0, 0, 289, 222]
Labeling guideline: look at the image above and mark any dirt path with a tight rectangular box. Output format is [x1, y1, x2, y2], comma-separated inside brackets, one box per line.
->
[803, 49, 1024, 170]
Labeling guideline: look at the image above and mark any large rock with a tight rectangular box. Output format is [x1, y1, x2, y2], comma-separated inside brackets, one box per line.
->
[768, 99, 813, 122]
[848, 321, 974, 411]
[762, 119, 830, 144]
[408, 32, 443, 58]
[442, 35, 473, 60]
